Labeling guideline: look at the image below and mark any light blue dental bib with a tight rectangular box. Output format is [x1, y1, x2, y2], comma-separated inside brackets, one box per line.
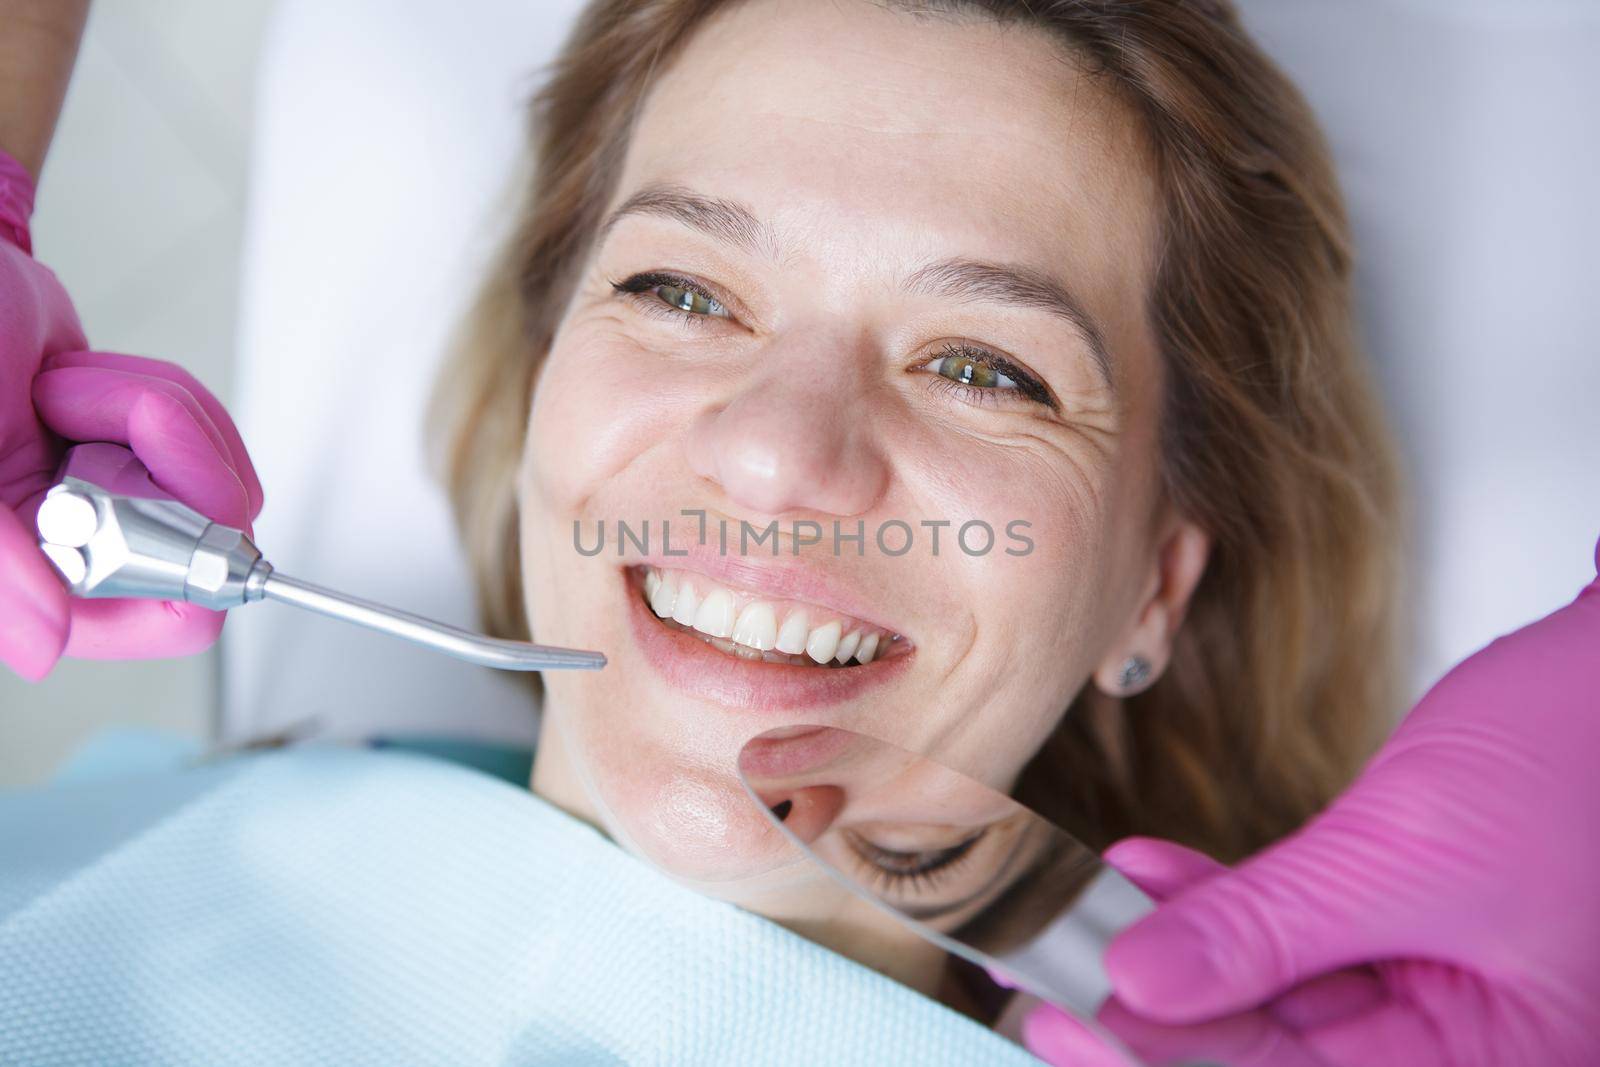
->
[0, 745, 1032, 1065]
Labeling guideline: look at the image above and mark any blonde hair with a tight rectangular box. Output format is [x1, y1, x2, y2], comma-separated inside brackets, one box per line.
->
[429, 0, 1409, 861]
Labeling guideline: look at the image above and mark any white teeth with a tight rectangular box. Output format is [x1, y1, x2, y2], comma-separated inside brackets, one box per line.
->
[642, 567, 894, 666]
[671, 580, 700, 627]
[732, 601, 778, 651]
[806, 620, 842, 664]
[648, 574, 677, 618]
[693, 588, 736, 639]
[775, 610, 810, 655]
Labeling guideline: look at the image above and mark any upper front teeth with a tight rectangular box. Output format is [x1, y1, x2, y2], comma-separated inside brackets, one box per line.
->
[642, 566, 890, 665]
[776, 610, 810, 655]
[671, 580, 699, 627]
[694, 588, 736, 638]
[732, 601, 777, 651]
[806, 619, 842, 663]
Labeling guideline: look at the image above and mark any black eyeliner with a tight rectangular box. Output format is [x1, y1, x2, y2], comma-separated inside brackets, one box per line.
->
[941, 341, 1058, 411]
[610, 270, 717, 301]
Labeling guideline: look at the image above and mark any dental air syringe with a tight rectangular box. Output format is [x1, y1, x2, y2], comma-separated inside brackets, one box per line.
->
[33, 443, 606, 673]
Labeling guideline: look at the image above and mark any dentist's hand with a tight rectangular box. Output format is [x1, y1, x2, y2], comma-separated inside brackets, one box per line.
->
[1023, 534, 1600, 1066]
[1019, 839, 1382, 1066]
[0, 149, 262, 681]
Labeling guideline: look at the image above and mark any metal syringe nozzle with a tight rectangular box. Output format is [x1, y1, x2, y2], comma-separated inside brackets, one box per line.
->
[35, 443, 606, 673]
[37, 476, 268, 611]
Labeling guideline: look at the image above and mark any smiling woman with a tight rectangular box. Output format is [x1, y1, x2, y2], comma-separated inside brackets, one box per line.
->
[428, 0, 1403, 1004]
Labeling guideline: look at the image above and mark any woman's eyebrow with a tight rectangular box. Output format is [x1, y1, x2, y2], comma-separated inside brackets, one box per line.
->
[600, 182, 1114, 388]
[904, 258, 1114, 389]
[599, 183, 770, 257]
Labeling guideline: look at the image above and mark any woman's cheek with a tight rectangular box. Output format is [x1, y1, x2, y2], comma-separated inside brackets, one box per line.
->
[895, 422, 1104, 578]
[893, 431, 1111, 741]
[527, 328, 704, 513]
[566, 700, 803, 883]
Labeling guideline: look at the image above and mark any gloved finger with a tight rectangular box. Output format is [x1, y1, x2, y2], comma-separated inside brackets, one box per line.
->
[1103, 839, 1387, 1049]
[1268, 968, 1386, 1031]
[0, 501, 70, 681]
[33, 365, 234, 472]
[1100, 766, 1472, 1031]
[1301, 998, 1449, 1067]
[1096, 995, 1329, 1067]
[32, 366, 251, 532]
[1021, 1003, 1138, 1067]
[0, 235, 87, 360]
[1103, 837, 1227, 900]
[43, 351, 263, 521]
[1003, 839, 1228, 1064]
[988, 838, 1222, 993]
[1104, 828, 1362, 1025]
[62, 597, 223, 660]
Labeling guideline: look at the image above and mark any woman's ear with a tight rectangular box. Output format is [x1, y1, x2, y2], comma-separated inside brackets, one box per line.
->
[1092, 514, 1211, 697]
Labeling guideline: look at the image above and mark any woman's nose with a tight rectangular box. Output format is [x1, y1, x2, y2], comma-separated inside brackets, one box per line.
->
[684, 347, 890, 518]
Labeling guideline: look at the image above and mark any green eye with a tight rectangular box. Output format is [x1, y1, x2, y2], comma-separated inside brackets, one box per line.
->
[931, 352, 1016, 390]
[654, 283, 727, 317]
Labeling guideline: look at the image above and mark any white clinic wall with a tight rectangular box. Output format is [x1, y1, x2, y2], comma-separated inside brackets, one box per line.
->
[1233, 0, 1600, 693]
[0, 1, 275, 787]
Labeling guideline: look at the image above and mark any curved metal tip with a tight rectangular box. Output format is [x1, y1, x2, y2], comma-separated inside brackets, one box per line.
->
[513, 646, 608, 671]
[258, 571, 610, 674]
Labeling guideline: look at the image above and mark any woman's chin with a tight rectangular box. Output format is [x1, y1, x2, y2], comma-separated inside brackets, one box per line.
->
[603, 764, 802, 885]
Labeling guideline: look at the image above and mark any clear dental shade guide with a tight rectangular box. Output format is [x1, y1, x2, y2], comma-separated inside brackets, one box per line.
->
[35, 443, 607, 673]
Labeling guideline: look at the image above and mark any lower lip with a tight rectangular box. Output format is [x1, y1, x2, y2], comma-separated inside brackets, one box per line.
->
[622, 568, 913, 712]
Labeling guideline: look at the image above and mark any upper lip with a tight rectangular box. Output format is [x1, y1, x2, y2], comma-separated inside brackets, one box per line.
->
[624, 540, 912, 643]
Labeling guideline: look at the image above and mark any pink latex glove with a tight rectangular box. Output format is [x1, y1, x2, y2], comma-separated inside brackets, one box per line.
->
[1022, 534, 1600, 1066]
[1019, 842, 1390, 1066]
[0, 149, 262, 681]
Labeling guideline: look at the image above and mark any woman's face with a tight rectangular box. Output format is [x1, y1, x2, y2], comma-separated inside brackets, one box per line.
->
[519, 0, 1203, 897]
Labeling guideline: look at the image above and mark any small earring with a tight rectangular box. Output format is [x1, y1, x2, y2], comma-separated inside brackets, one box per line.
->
[1115, 654, 1153, 695]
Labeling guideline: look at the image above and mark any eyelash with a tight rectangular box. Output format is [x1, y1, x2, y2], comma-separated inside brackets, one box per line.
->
[923, 342, 1056, 410]
[609, 271, 729, 326]
[607, 270, 1058, 411]
[847, 830, 986, 895]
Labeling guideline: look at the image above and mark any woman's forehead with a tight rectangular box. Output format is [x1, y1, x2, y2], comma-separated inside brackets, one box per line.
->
[617, 0, 1160, 335]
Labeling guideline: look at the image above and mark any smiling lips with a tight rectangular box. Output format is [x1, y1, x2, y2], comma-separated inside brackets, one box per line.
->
[622, 561, 914, 712]
[639, 564, 905, 668]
